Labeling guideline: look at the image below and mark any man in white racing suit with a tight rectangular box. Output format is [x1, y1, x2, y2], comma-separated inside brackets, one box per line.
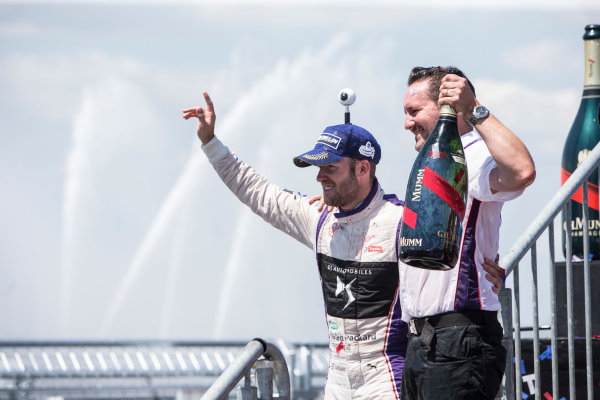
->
[183, 92, 407, 399]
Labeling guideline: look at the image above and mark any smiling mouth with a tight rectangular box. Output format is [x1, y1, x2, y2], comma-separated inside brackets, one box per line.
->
[412, 128, 426, 140]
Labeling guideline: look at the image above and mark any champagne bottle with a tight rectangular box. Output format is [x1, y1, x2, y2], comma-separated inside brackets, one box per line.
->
[399, 72, 468, 270]
[561, 24, 600, 260]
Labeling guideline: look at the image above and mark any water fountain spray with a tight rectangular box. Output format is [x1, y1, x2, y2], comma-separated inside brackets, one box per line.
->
[337, 88, 356, 124]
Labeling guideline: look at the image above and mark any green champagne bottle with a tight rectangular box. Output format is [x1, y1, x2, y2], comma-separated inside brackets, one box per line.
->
[561, 24, 600, 260]
[399, 74, 468, 270]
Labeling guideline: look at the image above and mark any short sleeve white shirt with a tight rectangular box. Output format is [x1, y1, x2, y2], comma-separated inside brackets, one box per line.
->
[399, 129, 523, 321]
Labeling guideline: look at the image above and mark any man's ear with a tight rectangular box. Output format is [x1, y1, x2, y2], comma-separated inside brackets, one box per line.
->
[358, 160, 369, 176]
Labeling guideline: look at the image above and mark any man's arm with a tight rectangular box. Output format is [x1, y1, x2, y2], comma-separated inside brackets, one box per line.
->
[183, 91, 319, 249]
[440, 75, 536, 194]
[469, 112, 536, 194]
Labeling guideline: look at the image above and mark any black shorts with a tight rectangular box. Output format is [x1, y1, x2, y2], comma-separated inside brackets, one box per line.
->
[400, 311, 507, 400]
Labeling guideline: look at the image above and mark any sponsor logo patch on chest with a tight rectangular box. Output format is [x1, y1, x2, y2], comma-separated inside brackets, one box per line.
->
[364, 245, 383, 253]
[328, 222, 343, 238]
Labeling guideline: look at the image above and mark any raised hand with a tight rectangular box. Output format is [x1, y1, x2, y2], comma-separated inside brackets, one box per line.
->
[182, 91, 216, 144]
[438, 74, 476, 118]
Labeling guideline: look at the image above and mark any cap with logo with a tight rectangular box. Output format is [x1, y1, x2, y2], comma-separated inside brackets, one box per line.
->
[293, 123, 381, 167]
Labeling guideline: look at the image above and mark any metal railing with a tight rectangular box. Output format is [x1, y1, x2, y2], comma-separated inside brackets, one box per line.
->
[0, 340, 328, 399]
[499, 141, 600, 400]
[201, 338, 290, 400]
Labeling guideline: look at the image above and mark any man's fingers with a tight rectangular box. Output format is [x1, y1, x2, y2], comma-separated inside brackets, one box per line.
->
[484, 273, 501, 292]
[182, 108, 198, 119]
[308, 195, 326, 212]
[483, 257, 504, 291]
[203, 91, 215, 114]
[182, 107, 205, 120]
[486, 256, 506, 276]
[485, 273, 500, 294]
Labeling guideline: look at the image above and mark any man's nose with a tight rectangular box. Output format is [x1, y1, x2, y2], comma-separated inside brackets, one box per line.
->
[316, 168, 327, 182]
[404, 116, 415, 131]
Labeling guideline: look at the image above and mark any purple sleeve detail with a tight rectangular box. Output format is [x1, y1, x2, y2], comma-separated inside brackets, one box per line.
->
[454, 199, 482, 310]
[386, 296, 408, 392]
[396, 218, 402, 258]
[463, 138, 483, 150]
[315, 208, 329, 256]
[383, 193, 404, 206]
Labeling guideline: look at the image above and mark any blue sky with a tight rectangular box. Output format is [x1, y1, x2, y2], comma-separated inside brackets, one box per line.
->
[1, 1, 599, 342]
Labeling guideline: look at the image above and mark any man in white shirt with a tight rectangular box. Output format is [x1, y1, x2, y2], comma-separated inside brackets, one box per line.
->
[400, 66, 536, 399]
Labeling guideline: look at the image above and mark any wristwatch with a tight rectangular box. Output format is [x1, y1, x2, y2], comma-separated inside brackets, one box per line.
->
[468, 105, 489, 126]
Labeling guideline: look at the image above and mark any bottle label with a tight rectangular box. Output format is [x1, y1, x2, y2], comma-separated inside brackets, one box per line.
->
[439, 104, 457, 116]
[411, 168, 425, 202]
[582, 86, 600, 99]
[402, 206, 417, 229]
[437, 229, 460, 244]
[584, 39, 600, 87]
[428, 143, 446, 159]
[450, 152, 466, 165]
[563, 218, 600, 237]
[421, 166, 466, 219]
[404, 167, 466, 227]
[399, 236, 423, 247]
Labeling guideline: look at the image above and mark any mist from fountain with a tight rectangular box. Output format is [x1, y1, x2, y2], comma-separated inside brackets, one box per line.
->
[159, 202, 188, 338]
[60, 87, 94, 335]
[99, 34, 350, 336]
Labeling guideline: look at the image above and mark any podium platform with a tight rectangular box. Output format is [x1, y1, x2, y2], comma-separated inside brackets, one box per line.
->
[518, 338, 599, 399]
[553, 261, 600, 337]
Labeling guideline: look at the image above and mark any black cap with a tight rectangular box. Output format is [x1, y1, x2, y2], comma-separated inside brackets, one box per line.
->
[584, 24, 600, 40]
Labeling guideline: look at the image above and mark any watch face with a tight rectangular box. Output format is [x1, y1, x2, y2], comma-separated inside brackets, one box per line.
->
[475, 106, 488, 118]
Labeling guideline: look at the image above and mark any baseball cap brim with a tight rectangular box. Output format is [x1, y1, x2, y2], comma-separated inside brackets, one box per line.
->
[293, 149, 343, 168]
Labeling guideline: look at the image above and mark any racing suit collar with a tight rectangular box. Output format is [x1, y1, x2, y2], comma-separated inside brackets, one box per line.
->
[334, 178, 380, 221]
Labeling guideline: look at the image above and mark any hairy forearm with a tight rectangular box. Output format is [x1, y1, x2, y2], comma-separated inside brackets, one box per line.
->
[474, 114, 536, 193]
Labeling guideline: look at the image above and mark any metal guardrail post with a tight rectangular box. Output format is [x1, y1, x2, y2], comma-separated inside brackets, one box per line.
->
[201, 339, 265, 400]
[530, 243, 541, 398]
[263, 342, 290, 400]
[201, 338, 290, 400]
[255, 360, 273, 400]
[512, 265, 522, 399]
[565, 203, 576, 400]
[499, 287, 514, 400]
[239, 371, 258, 400]
[582, 182, 595, 400]
[547, 221, 559, 399]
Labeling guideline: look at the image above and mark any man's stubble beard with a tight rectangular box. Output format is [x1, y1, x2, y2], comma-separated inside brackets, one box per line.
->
[323, 169, 360, 209]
